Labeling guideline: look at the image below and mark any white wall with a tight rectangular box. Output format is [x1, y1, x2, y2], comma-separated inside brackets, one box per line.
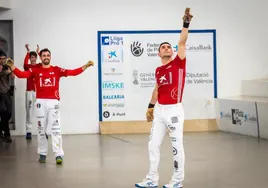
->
[0, 0, 268, 135]
[0, 0, 11, 9]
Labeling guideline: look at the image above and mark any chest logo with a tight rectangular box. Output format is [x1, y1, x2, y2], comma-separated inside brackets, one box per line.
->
[44, 78, 52, 85]
[159, 75, 167, 83]
[40, 77, 55, 87]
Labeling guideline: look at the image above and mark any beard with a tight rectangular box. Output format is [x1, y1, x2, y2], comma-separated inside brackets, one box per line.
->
[162, 54, 172, 59]
[42, 59, 50, 65]
[162, 51, 172, 58]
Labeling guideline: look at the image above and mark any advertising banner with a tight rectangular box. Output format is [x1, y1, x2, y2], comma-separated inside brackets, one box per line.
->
[98, 30, 217, 122]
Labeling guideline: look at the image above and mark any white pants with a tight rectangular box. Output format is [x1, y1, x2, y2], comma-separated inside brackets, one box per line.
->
[146, 102, 185, 183]
[25, 91, 36, 133]
[35, 99, 64, 157]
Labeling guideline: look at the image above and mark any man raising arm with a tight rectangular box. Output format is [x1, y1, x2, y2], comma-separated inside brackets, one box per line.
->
[23, 44, 41, 139]
[177, 8, 192, 60]
[135, 8, 193, 188]
[5, 48, 94, 165]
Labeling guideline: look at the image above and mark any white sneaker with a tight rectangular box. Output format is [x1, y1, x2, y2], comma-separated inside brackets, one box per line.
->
[163, 181, 183, 188]
[135, 179, 158, 188]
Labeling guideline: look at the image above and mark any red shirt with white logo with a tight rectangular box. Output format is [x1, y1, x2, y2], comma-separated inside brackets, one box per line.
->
[13, 65, 83, 100]
[155, 55, 186, 104]
[23, 53, 42, 91]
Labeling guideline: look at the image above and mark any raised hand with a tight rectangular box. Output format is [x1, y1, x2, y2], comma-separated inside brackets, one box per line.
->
[183, 8, 193, 23]
[36, 45, 40, 53]
[25, 44, 30, 52]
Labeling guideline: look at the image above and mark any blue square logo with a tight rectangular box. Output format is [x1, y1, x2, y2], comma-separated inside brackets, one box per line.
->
[101, 36, 109, 45]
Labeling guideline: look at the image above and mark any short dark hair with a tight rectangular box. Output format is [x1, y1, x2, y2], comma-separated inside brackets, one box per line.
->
[39, 48, 51, 56]
[29, 51, 37, 58]
[158, 42, 172, 52]
[0, 50, 7, 57]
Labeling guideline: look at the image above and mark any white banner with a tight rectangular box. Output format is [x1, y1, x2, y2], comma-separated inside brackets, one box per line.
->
[216, 99, 258, 137]
[98, 30, 217, 122]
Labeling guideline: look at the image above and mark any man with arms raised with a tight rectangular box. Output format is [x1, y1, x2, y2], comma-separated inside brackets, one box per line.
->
[5, 48, 94, 164]
[23, 44, 41, 139]
[135, 8, 193, 188]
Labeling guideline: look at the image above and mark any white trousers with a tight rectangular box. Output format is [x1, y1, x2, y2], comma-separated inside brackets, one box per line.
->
[25, 91, 36, 133]
[35, 99, 64, 157]
[146, 102, 185, 183]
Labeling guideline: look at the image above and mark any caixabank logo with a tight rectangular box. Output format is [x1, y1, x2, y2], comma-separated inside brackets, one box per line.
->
[231, 109, 257, 125]
[102, 49, 123, 63]
[186, 44, 212, 51]
[101, 36, 123, 46]
[220, 109, 257, 125]
[172, 44, 212, 52]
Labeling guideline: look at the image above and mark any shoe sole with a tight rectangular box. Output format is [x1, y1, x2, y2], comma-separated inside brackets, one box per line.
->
[56, 159, 63, 164]
[135, 184, 158, 188]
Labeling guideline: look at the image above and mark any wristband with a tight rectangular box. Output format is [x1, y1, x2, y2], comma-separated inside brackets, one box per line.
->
[148, 103, 155, 108]
[183, 22, 190, 28]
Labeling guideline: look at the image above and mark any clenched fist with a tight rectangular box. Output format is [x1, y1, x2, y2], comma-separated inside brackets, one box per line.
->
[146, 108, 154, 122]
[82, 60, 94, 71]
[182, 7, 193, 23]
[86, 60, 94, 67]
